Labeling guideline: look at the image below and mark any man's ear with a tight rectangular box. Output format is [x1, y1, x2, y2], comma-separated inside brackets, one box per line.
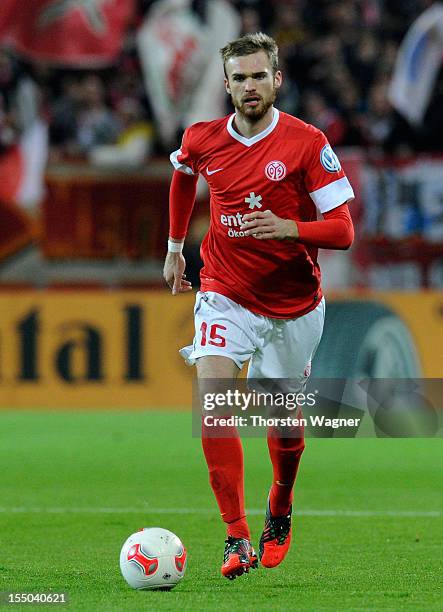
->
[224, 77, 231, 94]
[274, 70, 283, 90]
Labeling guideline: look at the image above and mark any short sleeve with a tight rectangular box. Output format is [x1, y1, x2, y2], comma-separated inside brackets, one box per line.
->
[170, 127, 198, 175]
[303, 131, 354, 213]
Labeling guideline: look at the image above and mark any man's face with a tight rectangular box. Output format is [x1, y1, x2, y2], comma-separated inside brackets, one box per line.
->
[224, 51, 282, 122]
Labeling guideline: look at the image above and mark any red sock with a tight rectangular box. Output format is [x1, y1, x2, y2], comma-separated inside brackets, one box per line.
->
[267, 427, 305, 516]
[202, 419, 250, 540]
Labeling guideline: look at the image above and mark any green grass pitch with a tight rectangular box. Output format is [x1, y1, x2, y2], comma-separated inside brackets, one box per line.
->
[0, 411, 441, 610]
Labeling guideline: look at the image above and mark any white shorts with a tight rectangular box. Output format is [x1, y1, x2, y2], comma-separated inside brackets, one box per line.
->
[180, 291, 325, 384]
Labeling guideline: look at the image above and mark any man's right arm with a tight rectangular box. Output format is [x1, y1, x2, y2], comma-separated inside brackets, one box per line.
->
[163, 170, 199, 295]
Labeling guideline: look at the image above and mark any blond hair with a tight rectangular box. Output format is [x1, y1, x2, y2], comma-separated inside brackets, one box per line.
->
[220, 32, 279, 76]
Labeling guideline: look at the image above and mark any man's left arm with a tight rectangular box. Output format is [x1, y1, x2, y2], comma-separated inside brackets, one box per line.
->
[240, 201, 354, 249]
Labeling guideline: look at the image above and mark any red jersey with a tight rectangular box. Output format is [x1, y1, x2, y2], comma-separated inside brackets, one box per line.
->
[170, 108, 354, 318]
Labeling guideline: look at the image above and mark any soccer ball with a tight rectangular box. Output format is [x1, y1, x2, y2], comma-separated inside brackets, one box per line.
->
[119, 527, 187, 590]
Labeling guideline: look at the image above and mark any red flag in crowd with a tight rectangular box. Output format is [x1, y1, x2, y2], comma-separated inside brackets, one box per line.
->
[0, 0, 135, 66]
[0, 0, 17, 36]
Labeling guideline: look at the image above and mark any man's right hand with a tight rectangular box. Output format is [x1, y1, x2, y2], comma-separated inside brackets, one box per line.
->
[163, 252, 193, 295]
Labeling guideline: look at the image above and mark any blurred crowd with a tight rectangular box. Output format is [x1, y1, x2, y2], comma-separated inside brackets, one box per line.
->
[1, 0, 442, 166]
[236, 0, 443, 152]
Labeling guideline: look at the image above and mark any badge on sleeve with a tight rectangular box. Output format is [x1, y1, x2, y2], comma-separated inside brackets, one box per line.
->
[320, 145, 341, 173]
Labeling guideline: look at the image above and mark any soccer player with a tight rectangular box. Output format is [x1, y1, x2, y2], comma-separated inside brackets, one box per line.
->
[163, 33, 354, 580]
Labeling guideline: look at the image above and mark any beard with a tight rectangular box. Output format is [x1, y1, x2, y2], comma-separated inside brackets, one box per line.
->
[232, 86, 278, 122]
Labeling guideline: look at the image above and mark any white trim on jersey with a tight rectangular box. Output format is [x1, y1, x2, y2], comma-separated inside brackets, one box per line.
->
[227, 108, 280, 146]
[309, 176, 355, 213]
[170, 148, 196, 175]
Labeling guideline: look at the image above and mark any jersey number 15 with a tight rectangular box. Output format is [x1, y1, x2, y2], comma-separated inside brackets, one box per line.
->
[200, 322, 227, 347]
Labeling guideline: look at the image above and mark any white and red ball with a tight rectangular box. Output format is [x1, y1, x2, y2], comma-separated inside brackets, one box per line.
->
[119, 527, 187, 590]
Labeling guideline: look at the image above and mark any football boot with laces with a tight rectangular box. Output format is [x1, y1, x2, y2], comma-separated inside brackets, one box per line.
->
[259, 501, 292, 568]
[221, 536, 258, 580]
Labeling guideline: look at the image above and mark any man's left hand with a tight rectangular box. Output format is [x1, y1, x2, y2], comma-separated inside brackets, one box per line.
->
[240, 210, 299, 240]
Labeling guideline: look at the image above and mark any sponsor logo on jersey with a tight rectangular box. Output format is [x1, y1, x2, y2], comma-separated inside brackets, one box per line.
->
[220, 191, 266, 238]
[320, 145, 341, 173]
[265, 160, 287, 181]
[220, 211, 248, 238]
[245, 192, 263, 209]
[220, 212, 245, 238]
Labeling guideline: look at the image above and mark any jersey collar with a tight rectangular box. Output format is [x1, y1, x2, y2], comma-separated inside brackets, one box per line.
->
[227, 108, 280, 147]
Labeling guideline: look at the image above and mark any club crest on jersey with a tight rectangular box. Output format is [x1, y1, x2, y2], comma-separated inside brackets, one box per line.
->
[265, 160, 287, 181]
[320, 145, 341, 173]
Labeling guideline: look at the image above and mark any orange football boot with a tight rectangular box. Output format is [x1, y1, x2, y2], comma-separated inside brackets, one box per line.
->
[221, 537, 258, 580]
[259, 501, 292, 568]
